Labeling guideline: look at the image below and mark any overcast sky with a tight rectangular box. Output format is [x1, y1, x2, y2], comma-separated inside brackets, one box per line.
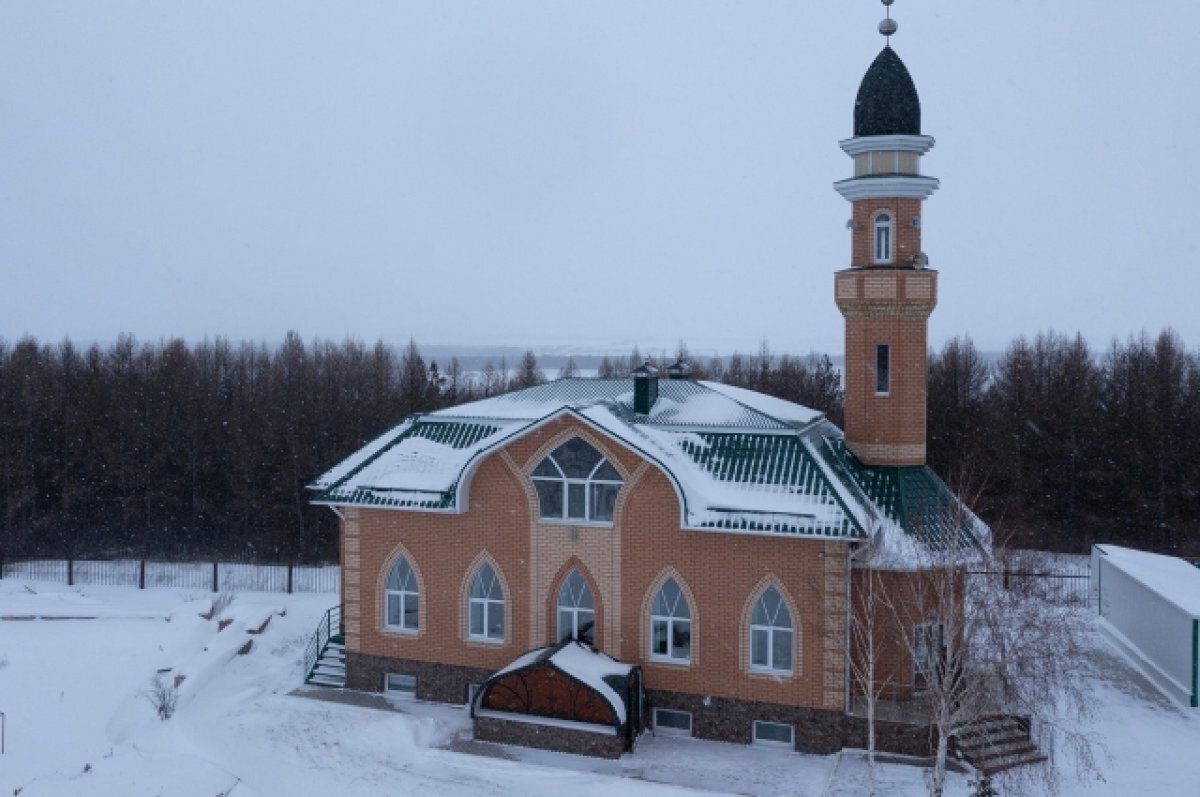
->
[1, 1, 1196, 357]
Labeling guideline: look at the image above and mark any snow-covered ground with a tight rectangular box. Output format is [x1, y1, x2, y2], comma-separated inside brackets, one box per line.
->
[1, 579, 1196, 796]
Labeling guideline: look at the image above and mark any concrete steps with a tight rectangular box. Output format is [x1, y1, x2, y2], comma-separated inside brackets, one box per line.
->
[953, 714, 1047, 776]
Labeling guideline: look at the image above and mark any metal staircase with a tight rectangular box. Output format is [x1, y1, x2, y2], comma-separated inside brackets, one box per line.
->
[304, 605, 346, 688]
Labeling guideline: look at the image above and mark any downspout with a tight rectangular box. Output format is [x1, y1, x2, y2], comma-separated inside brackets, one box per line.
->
[1192, 618, 1198, 709]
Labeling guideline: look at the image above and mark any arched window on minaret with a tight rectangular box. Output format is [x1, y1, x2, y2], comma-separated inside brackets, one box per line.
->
[873, 212, 893, 264]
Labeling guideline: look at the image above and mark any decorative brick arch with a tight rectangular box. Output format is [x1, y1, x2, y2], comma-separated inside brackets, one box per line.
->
[640, 566, 700, 667]
[517, 423, 665, 528]
[374, 540, 427, 638]
[460, 550, 512, 647]
[544, 557, 604, 647]
[738, 573, 802, 678]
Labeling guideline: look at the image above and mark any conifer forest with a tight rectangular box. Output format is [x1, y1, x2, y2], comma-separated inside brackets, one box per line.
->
[0, 329, 1195, 561]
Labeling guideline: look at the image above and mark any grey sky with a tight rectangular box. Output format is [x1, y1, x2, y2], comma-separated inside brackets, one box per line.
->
[1, 1, 1195, 356]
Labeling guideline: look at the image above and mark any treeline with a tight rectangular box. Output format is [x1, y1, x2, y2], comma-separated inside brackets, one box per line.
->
[4, 329, 1195, 560]
[0, 334, 840, 561]
[928, 330, 1200, 555]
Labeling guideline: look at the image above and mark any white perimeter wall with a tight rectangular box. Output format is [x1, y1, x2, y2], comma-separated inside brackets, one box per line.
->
[1093, 546, 1198, 707]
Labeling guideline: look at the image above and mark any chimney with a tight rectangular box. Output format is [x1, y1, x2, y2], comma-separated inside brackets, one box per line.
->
[632, 359, 659, 414]
[666, 358, 692, 380]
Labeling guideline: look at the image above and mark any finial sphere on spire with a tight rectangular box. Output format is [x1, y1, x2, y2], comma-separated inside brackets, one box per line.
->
[879, 18, 898, 36]
[881, 0, 894, 6]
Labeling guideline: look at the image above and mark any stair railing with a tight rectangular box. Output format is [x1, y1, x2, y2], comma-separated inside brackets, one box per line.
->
[304, 605, 343, 684]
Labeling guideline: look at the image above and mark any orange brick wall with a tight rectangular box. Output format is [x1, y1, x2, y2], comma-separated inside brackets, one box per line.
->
[850, 197, 923, 267]
[342, 415, 854, 713]
[849, 567, 959, 702]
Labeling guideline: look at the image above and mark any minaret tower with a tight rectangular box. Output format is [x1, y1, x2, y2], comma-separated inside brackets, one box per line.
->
[834, 0, 938, 468]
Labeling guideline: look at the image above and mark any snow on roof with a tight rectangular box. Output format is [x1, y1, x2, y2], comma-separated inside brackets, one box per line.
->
[698, 380, 823, 427]
[311, 377, 987, 552]
[549, 642, 633, 724]
[1096, 545, 1200, 616]
[310, 418, 414, 489]
[487, 641, 633, 724]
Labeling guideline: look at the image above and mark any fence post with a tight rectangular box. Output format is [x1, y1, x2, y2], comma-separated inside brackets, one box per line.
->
[212, 561, 219, 593]
[139, 560, 146, 590]
[287, 563, 294, 595]
[68, 558, 74, 587]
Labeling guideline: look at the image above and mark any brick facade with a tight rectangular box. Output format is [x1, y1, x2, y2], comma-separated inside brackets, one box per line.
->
[837, 190, 936, 468]
[336, 414, 928, 752]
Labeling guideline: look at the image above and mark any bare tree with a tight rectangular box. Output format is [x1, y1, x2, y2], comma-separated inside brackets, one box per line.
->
[848, 560, 895, 797]
[872, 538, 1103, 797]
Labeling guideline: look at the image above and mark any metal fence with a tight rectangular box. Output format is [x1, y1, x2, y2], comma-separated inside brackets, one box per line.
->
[0, 555, 339, 594]
[967, 566, 1092, 607]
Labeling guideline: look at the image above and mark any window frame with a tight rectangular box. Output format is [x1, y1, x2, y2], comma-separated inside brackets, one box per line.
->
[556, 569, 596, 644]
[531, 439, 623, 525]
[749, 586, 794, 676]
[873, 211, 894, 264]
[649, 577, 692, 664]
[384, 555, 420, 634]
[383, 673, 417, 699]
[752, 720, 795, 748]
[913, 621, 946, 692]
[468, 563, 506, 643]
[653, 708, 693, 736]
[875, 343, 891, 396]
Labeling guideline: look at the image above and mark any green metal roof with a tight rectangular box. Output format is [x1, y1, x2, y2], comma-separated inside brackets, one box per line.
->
[815, 437, 982, 551]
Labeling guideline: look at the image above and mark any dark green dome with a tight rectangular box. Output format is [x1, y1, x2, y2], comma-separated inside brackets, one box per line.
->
[854, 46, 921, 137]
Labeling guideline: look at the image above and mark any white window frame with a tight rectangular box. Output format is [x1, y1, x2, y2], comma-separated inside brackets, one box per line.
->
[556, 569, 596, 644]
[468, 563, 505, 643]
[383, 672, 417, 699]
[914, 621, 946, 692]
[384, 556, 420, 634]
[873, 212, 894, 264]
[749, 587, 794, 676]
[653, 708, 693, 736]
[650, 578, 692, 664]
[875, 343, 891, 396]
[752, 720, 795, 748]
[531, 439, 623, 525]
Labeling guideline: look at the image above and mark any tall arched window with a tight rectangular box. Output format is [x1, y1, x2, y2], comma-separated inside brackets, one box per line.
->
[749, 586, 793, 674]
[650, 577, 691, 663]
[531, 438, 623, 523]
[385, 556, 420, 632]
[873, 212, 893, 264]
[468, 562, 505, 642]
[557, 570, 595, 644]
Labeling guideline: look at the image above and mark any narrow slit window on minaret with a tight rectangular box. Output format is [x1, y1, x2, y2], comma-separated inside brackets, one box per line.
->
[874, 213, 893, 263]
[875, 344, 890, 395]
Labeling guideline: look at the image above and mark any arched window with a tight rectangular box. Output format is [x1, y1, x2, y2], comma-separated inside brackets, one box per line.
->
[531, 438, 623, 523]
[873, 212, 893, 264]
[385, 556, 419, 632]
[750, 586, 793, 674]
[650, 577, 691, 662]
[557, 570, 595, 644]
[468, 562, 505, 642]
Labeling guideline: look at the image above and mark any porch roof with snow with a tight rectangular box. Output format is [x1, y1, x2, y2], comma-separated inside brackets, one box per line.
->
[310, 377, 987, 552]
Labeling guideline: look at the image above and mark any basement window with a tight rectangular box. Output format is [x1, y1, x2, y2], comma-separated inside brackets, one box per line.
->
[384, 673, 417, 699]
[654, 708, 693, 736]
[875, 344, 891, 395]
[752, 720, 795, 748]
